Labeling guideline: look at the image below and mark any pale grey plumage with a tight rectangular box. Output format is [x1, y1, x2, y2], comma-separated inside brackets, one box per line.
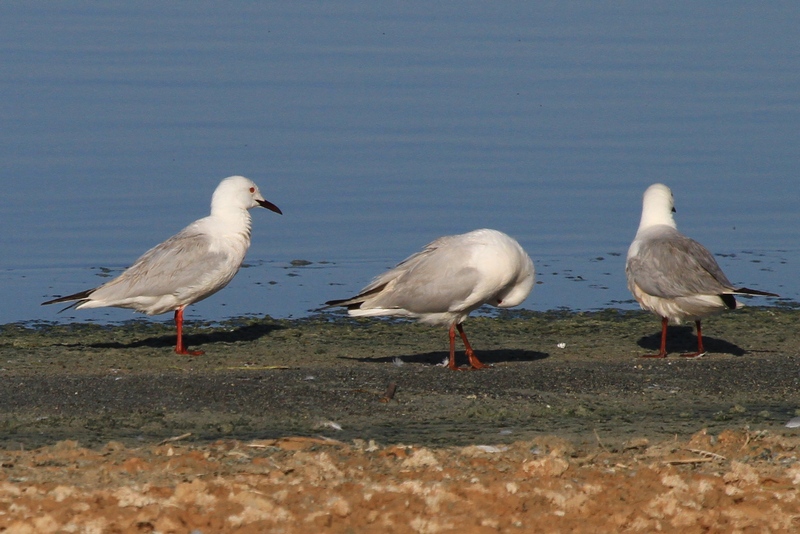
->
[76, 226, 237, 315]
[627, 227, 734, 299]
[328, 229, 535, 325]
[325, 228, 535, 369]
[626, 183, 775, 324]
[626, 183, 777, 358]
[626, 225, 742, 322]
[42, 175, 282, 355]
[44, 175, 281, 315]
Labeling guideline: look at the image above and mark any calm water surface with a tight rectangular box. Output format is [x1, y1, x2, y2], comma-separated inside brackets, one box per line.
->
[1, 2, 797, 325]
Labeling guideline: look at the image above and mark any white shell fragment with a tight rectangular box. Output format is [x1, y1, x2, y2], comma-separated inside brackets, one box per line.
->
[785, 417, 800, 429]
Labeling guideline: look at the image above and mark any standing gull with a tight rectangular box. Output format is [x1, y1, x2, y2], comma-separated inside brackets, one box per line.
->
[42, 175, 282, 355]
[325, 229, 535, 370]
[625, 183, 777, 358]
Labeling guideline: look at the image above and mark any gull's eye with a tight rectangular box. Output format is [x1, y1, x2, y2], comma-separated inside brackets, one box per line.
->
[249, 187, 255, 193]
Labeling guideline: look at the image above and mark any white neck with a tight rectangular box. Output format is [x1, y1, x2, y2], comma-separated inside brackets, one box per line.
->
[638, 206, 676, 232]
[210, 205, 253, 241]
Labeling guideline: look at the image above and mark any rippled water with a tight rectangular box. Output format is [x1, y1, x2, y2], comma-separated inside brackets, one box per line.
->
[1, 2, 797, 325]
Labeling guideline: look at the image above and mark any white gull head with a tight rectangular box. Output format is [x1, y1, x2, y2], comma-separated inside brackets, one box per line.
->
[637, 182, 677, 232]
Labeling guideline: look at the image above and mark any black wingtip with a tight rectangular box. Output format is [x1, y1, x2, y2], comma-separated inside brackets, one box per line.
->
[323, 283, 388, 310]
[323, 298, 370, 312]
[735, 287, 780, 298]
[41, 288, 95, 308]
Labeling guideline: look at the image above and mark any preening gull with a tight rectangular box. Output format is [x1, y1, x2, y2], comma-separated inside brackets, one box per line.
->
[325, 228, 535, 370]
[626, 183, 777, 358]
[42, 175, 282, 355]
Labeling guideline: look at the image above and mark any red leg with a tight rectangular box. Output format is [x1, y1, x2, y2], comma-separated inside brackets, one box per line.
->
[447, 324, 460, 370]
[174, 308, 204, 356]
[680, 320, 706, 358]
[642, 317, 669, 358]
[457, 323, 489, 370]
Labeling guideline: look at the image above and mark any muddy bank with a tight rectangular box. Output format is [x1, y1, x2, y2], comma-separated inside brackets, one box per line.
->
[1, 307, 799, 449]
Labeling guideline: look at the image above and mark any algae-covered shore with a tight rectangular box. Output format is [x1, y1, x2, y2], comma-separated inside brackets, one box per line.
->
[1, 307, 799, 449]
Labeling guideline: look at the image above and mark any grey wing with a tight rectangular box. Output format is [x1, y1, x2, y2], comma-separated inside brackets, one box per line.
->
[91, 230, 230, 301]
[340, 236, 454, 297]
[330, 235, 477, 312]
[628, 233, 734, 299]
[371, 239, 479, 313]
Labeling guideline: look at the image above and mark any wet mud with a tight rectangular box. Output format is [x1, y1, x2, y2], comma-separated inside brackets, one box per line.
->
[1, 307, 798, 450]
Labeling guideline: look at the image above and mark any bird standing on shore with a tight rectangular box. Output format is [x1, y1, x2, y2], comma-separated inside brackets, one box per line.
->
[626, 183, 777, 358]
[42, 175, 282, 355]
[325, 228, 535, 370]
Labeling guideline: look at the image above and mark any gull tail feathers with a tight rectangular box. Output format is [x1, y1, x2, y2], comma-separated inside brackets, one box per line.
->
[41, 288, 96, 312]
[324, 282, 390, 310]
[323, 297, 359, 309]
[733, 287, 779, 298]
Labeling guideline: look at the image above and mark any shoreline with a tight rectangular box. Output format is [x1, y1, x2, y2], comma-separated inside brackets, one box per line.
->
[2, 307, 800, 531]
[1, 307, 797, 449]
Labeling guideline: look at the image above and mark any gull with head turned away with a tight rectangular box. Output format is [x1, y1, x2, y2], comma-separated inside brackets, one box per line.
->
[42, 175, 282, 355]
[325, 228, 535, 370]
[626, 183, 778, 358]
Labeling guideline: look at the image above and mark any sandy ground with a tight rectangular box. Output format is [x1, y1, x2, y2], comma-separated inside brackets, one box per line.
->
[1, 307, 800, 532]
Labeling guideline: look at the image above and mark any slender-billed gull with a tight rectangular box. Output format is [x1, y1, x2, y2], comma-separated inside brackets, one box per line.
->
[42, 175, 282, 355]
[325, 228, 535, 370]
[626, 183, 777, 358]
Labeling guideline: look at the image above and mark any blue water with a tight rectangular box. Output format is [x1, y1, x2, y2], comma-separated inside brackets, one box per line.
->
[1, 2, 798, 325]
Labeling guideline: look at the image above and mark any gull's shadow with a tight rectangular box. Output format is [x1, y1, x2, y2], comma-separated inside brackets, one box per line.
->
[85, 322, 285, 350]
[340, 348, 549, 366]
[637, 325, 746, 356]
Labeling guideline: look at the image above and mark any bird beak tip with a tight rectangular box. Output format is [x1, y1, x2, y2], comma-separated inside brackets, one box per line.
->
[258, 200, 283, 215]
